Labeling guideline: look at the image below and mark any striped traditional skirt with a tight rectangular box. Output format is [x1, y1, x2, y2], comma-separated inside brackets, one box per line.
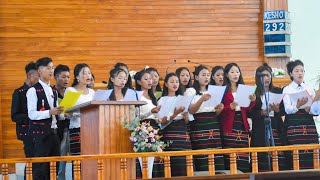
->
[222, 112, 250, 173]
[251, 117, 289, 171]
[190, 112, 225, 171]
[162, 119, 192, 176]
[69, 127, 80, 155]
[136, 119, 164, 178]
[286, 111, 319, 170]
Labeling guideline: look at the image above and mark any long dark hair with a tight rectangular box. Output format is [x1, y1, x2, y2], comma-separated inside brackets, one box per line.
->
[146, 67, 162, 92]
[108, 68, 128, 101]
[134, 70, 157, 106]
[71, 63, 90, 87]
[193, 65, 209, 95]
[224, 63, 245, 91]
[162, 73, 179, 97]
[286, 59, 304, 81]
[175, 67, 192, 95]
[210, 66, 224, 85]
[255, 63, 274, 97]
[114, 62, 132, 89]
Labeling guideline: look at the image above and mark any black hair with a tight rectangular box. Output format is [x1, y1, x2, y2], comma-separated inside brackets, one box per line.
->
[193, 65, 209, 95]
[146, 67, 162, 92]
[114, 62, 132, 89]
[108, 68, 128, 100]
[162, 73, 179, 97]
[286, 59, 304, 81]
[71, 63, 90, 87]
[25, 61, 37, 74]
[91, 73, 95, 80]
[175, 67, 192, 95]
[255, 63, 274, 97]
[224, 63, 245, 91]
[54, 64, 70, 78]
[210, 66, 224, 85]
[35, 57, 52, 69]
[134, 69, 157, 106]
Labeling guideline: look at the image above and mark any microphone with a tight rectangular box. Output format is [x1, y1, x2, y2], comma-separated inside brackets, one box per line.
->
[102, 81, 108, 84]
[187, 60, 213, 68]
[165, 59, 176, 75]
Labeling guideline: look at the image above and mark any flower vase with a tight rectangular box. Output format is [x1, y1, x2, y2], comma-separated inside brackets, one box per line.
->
[138, 156, 154, 178]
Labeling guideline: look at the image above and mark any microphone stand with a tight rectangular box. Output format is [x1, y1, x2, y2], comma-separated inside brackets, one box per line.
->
[166, 60, 176, 75]
[260, 75, 275, 171]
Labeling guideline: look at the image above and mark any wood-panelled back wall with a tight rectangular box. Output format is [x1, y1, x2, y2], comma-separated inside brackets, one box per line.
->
[0, 0, 286, 159]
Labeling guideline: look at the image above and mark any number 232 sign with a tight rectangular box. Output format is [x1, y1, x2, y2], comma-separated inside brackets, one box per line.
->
[264, 22, 289, 32]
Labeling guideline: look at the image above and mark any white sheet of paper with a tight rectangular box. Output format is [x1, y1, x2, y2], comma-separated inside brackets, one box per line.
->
[124, 89, 139, 101]
[287, 90, 313, 109]
[261, 92, 284, 110]
[157, 96, 176, 118]
[202, 85, 227, 108]
[174, 95, 193, 112]
[135, 90, 144, 100]
[234, 84, 257, 107]
[92, 89, 113, 101]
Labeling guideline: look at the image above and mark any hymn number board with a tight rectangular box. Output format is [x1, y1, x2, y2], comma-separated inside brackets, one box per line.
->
[263, 10, 291, 57]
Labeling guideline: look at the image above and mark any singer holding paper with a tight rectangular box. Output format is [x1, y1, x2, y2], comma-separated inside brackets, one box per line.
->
[175, 67, 192, 95]
[108, 68, 130, 100]
[112, 62, 133, 89]
[220, 63, 256, 173]
[210, 66, 224, 86]
[248, 64, 288, 171]
[157, 73, 191, 177]
[282, 60, 318, 170]
[146, 67, 163, 100]
[134, 70, 163, 178]
[26, 57, 65, 179]
[66, 64, 95, 158]
[185, 65, 225, 172]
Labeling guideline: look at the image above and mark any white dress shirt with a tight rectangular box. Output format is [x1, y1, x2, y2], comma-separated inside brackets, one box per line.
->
[282, 81, 315, 114]
[66, 87, 95, 129]
[185, 88, 216, 113]
[27, 79, 62, 129]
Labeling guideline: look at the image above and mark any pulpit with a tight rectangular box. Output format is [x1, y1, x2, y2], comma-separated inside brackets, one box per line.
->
[67, 101, 146, 180]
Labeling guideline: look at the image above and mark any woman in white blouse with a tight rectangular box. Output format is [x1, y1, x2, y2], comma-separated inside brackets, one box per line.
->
[134, 69, 163, 178]
[66, 63, 95, 156]
[157, 73, 190, 177]
[184, 65, 225, 172]
[282, 60, 318, 169]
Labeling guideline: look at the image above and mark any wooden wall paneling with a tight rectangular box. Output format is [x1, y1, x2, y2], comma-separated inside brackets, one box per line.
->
[0, 0, 267, 160]
[0, 88, 3, 159]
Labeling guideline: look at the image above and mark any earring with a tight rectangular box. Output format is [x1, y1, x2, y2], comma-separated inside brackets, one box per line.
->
[77, 79, 79, 82]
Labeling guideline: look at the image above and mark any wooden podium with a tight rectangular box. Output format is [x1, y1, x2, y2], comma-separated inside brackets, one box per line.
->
[67, 101, 146, 180]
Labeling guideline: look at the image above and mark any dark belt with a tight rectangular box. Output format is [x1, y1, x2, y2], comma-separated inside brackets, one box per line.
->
[51, 128, 58, 134]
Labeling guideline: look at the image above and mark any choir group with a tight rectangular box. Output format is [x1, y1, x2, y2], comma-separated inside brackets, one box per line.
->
[11, 57, 320, 179]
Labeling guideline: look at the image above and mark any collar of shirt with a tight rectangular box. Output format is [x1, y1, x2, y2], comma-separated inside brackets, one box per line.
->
[290, 81, 305, 90]
[39, 79, 50, 88]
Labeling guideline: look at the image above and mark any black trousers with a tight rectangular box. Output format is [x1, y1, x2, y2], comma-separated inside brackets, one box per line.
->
[32, 133, 60, 180]
[22, 136, 34, 180]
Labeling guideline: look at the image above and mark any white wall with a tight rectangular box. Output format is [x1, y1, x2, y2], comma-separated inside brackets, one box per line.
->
[289, 0, 320, 89]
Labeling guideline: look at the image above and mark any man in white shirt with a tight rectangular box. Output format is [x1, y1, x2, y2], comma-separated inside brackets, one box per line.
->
[26, 57, 64, 180]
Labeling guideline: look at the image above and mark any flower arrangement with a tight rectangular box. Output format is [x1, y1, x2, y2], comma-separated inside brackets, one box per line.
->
[272, 68, 285, 78]
[125, 117, 169, 152]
